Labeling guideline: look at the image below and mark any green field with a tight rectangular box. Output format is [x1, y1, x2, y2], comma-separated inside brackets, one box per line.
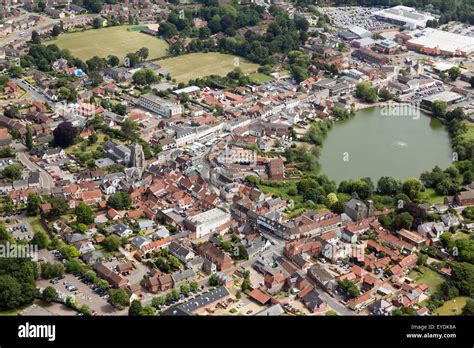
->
[408, 266, 446, 294]
[419, 188, 446, 204]
[47, 26, 169, 61]
[157, 53, 259, 83]
[249, 72, 273, 84]
[435, 296, 469, 315]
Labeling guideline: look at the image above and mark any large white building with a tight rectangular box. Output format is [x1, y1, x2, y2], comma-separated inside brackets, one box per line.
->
[185, 208, 231, 238]
[406, 29, 474, 57]
[374, 6, 436, 29]
[138, 94, 182, 117]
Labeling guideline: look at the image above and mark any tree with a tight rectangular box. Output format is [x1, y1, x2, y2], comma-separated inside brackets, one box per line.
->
[141, 305, 155, 316]
[108, 55, 120, 67]
[129, 300, 143, 316]
[31, 30, 41, 45]
[81, 304, 92, 316]
[180, 284, 190, 295]
[448, 66, 461, 81]
[107, 192, 131, 210]
[51, 25, 62, 37]
[338, 279, 360, 298]
[31, 231, 50, 249]
[109, 288, 129, 309]
[378, 88, 394, 101]
[132, 68, 159, 85]
[402, 177, 422, 200]
[25, 126, 33, 150]
[2, 164, 23, 181]
[151, 296, 165, 309]
[137, 47, 149, 61]
[395, 212, 414, 230]
[470, 76, 474, 89]
[42, 286, 57, 303]
[120, 119, 138, 141]
[75, 202, 94, 225]
[59, 245, 79, 259]
[53, 122, 77, 148]
[463, 298, 474, 316]
[48, 196, 69, 219]
[103, 235, 121, 252]
[37, 1, 46, 11]
[431, 100, 447, 119]
[93, 17, 102, 29]
[209, 274, 219, 286]
[355, 82, 377, 103]
[27, 193, 41, 216]
[241, 278, 251, 292]
[2, 196, 13, 214]
[125, 52, 140, 68]
[8, 66, 23, 78]
[190, 281, 199, 292]
[440, 282, 459, 300]
[83, 0, 103, 13]
[93, 278, 108, 292]
[377, 176, 401, 196]
[0, 258, 38, 310]
[86, 56, 108, 72]
[0, 275, 23, 310]
[40, 262, 64, 279]
[158, 22, 178, 39]
[88, 132, 98, 145]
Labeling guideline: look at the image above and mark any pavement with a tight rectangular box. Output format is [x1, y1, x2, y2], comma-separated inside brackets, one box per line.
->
[15, 142, 55, 192]
[14, 78, 50, 104]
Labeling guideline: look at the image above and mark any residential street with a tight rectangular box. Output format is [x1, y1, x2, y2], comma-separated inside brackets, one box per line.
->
[15, 142, 55, 192]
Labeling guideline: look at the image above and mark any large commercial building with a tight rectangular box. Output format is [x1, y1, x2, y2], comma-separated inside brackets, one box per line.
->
[373, 5, 436, 29]
[421, 91, 463, 107]
[406, 29, 474, 57]
[138, 93, 182, 117]
[185, 208, 231, 238]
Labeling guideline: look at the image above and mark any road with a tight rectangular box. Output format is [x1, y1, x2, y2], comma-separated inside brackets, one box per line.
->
[257, 232, 356, 316]
[15, 142, 54, 192]
[14, 78, 50, 104]
[0, 13, 97, 48]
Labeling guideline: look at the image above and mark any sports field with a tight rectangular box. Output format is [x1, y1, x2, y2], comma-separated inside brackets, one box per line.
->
[47, 26, 168, 61]
[157, 53, 260, 83]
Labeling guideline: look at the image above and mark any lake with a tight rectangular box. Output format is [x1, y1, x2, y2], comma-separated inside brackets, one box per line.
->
[318, 106, 453, 183]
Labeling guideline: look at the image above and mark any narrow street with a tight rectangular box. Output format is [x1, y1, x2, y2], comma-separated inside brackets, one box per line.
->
[15, 142, 55, 192]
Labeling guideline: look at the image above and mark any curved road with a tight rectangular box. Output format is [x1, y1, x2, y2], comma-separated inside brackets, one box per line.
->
[15, 143, 54, 192]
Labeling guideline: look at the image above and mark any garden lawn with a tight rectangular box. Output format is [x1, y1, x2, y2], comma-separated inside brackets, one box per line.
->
[408, 266, 446, 294]
[29, 216, 47, 235]
[452, 231, 470, 240]
[157, 53, 259, 83]
[249, 72, 273, 84]
[47, 25, 168, 61]
[434, 296, 469, 315]
[419, 188, 446, 204]
[257, 182, 303, 204]
[463, 121, 474, 140]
